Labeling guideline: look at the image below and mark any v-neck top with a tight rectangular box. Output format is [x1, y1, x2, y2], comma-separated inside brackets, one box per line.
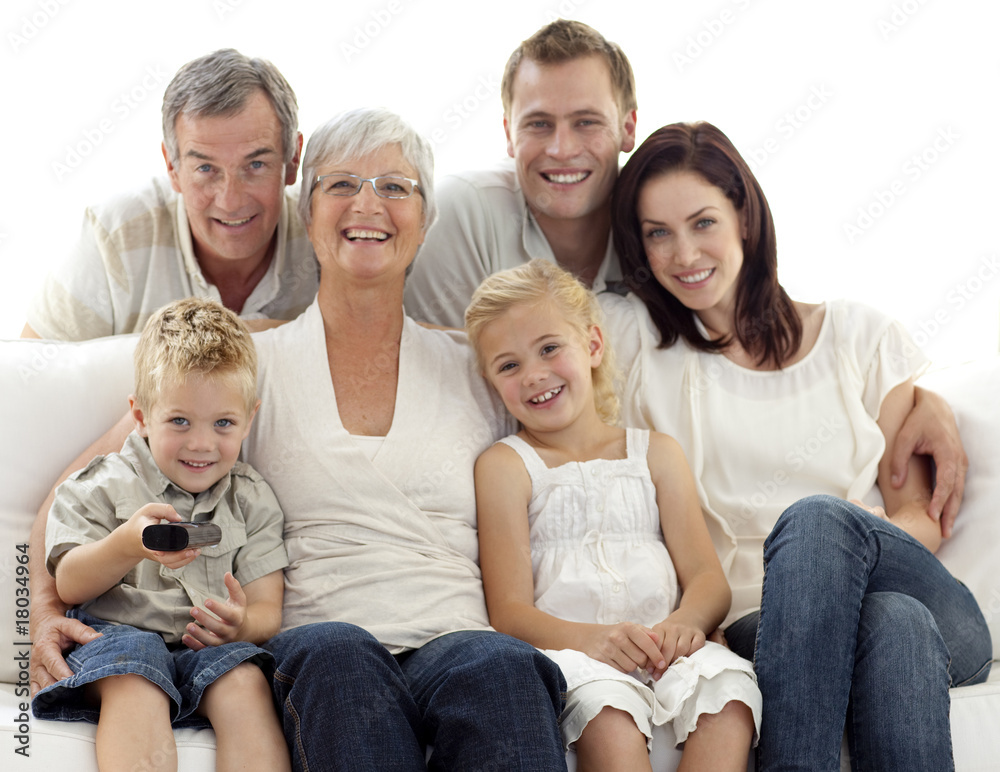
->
[246, 299, 515, 652]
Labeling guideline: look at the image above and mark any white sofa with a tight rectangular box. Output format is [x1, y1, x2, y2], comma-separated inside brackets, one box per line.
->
[0, 334, 998, 771]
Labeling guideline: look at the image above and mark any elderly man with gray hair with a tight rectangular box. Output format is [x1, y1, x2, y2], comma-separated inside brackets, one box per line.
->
[28, 105, 567, 770]
[22, 48, 319, 341]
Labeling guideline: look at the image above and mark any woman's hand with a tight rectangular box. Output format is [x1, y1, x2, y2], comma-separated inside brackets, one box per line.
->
[848, 498, 889, 521]
[889, 386, 967, 536]
[580, 621, 666, 675]
[29, 601, 101, 696]
[648, 616, 707, 679]
[183, 572, 248, 650]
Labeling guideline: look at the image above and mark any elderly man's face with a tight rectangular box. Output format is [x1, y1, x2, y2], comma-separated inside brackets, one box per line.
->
[504, 54, 636, 231]
[163, 89, 300, 279]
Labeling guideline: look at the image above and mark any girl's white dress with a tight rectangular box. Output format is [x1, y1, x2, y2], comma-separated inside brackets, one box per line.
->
[498, 428, 761, 749]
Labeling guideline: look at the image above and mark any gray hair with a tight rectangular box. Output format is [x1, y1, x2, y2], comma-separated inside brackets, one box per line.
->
[298, 107, 436, 230]
[162, 48, 298, 165]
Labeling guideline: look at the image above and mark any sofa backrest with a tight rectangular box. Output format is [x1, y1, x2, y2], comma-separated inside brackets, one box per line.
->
[1, 336, 997, 686]
[0, 336, 137, 683]
[922, 358, 1000, 660]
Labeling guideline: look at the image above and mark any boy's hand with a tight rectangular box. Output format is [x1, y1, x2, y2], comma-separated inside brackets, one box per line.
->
[648, 618, 707, 680]
[581, 622, 666, 675]
[182, 572, 247, 650]
[128, 503, 201, 570]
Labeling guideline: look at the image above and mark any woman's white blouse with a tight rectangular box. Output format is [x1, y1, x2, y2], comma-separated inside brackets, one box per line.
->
[601, 293, 929, 627]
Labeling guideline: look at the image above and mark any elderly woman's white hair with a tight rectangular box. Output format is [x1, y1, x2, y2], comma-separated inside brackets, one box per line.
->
[298, 107, 437, 230]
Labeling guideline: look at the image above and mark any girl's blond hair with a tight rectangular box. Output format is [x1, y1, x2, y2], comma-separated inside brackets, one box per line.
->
[465, 259, 620, 425]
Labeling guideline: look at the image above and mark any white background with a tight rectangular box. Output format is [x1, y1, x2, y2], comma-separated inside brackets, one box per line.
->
[2, 0, 998, 367]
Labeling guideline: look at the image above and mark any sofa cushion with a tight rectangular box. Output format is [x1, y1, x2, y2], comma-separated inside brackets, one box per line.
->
[922, 356, 1000, 660]
[0, 337, 997, 771]
[0, 336, 136, 683]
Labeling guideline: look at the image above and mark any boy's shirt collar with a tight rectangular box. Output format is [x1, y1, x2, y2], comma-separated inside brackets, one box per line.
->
[119, 430, 233, 519]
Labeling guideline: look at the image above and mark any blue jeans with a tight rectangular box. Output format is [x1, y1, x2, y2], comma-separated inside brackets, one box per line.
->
[266, 622, 566, 771]
[32, 610, 272, 728]
[726, 495, 991, 772]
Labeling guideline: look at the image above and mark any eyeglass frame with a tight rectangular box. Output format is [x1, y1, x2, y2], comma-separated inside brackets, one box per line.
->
[313, 173, 423, 200]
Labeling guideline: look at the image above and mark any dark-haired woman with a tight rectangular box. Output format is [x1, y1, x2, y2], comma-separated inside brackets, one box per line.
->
[603, 121, 991, 771]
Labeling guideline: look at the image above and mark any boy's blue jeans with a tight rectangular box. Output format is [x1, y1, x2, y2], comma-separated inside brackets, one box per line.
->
[726, 495, 992, 772]
[266, 622, 566, 771]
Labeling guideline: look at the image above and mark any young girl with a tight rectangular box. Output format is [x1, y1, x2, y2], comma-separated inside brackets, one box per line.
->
[606, 121, 992, 770]
[466, 259, 761, 772]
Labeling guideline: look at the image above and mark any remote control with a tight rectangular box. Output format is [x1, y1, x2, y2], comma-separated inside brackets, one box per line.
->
[142, 522, 222, 551]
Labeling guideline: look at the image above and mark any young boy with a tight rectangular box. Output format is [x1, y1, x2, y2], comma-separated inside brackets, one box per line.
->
[33, 298, 290, 772]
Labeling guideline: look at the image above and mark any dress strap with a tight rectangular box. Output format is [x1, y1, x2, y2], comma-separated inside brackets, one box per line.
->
[496, 434, 549, 478]
[625, 427, 650, 461]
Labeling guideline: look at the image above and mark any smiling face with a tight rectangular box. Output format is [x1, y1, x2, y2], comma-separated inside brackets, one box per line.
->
[131, 372, 258, 495]
[307, 143, 426, 286]
[163, 89, 299, 277]
[637, 169, 748, 333]
[477, 299, 603, 437]
[504, 55, 636, 230]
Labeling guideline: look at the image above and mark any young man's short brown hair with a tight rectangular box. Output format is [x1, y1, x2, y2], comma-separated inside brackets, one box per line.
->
[501, 20, 637, 120]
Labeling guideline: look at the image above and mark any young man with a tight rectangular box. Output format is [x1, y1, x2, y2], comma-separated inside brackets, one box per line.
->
[22, 49, 318, 340]
[404, 19, 636, 329]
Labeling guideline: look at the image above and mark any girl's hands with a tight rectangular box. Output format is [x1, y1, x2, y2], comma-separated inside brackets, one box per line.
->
[648, 617, 707, 680]
[125, 503, 202, 570]
[582, 622, 667, 675]
[183, 572, 247, 650]
[849, 498, 889, 521]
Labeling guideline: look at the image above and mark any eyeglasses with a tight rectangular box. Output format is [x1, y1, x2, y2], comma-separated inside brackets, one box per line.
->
[315, 173, 421, 199]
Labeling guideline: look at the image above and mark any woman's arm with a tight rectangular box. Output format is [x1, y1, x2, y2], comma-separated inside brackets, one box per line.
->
[877, 379, 942, 553]
[475, 443, 663, 674]
[649, 432, 731, 674]
[28, 411, 136, 693]
[889, 385, 967, 536]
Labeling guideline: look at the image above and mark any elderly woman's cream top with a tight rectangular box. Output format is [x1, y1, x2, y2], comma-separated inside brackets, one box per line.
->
[601, 293, 928, 628]
[245, 300, 514, 652]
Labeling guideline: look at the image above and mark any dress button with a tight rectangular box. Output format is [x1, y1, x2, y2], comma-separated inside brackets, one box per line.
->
[613, 584, 621, 592]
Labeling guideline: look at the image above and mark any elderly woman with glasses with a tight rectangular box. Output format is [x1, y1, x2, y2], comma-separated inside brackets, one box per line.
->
[240, 108, 565, 771]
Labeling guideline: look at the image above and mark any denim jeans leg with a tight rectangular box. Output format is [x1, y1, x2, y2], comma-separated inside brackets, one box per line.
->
[399, 630, 566, 771]
[847, 592, 951, 772]
[755, 495, 990, 772]
[266, 622, 425, 772]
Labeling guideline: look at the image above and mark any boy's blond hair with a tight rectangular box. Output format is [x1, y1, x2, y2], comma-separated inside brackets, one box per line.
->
[133, 298, 258, 414]
[465, 259, 620, 425]
[501, 19, 637, 122]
